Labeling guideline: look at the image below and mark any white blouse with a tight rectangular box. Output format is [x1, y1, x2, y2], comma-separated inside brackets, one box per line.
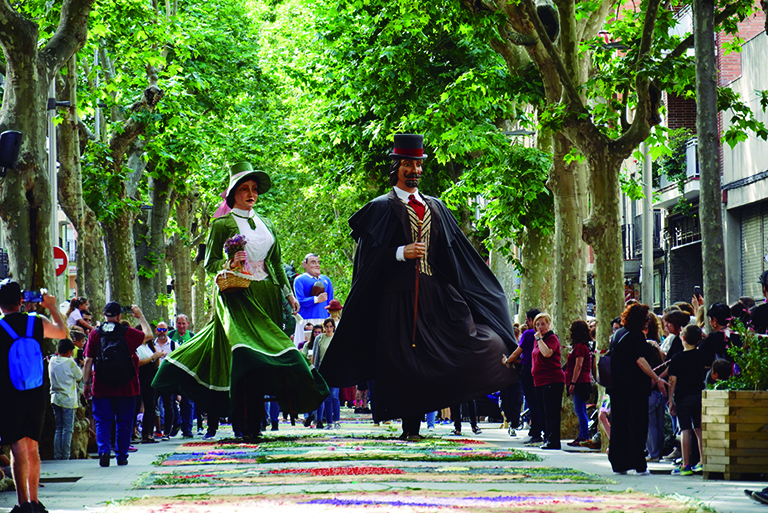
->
[231, 207, 274, 280]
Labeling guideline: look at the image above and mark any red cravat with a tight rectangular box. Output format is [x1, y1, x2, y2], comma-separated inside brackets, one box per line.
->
[408, 194, 425, 220]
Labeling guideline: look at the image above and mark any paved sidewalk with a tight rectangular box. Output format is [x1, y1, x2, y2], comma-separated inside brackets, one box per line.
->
[1, 420, 766, 512]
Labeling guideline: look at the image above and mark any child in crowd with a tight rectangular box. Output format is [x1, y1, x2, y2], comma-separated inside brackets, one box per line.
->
[49, 339, 83, 460]
[667, 324, 705, 476]
[707, 358, 733, 385]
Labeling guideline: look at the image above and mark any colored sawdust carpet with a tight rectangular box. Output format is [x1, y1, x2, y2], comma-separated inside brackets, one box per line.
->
[107, 490, 699, 512]
[157, 436, 537, 466]
[136, 464, 611, 488]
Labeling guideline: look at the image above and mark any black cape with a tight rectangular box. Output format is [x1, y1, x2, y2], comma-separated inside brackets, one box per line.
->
[320, 190, 518, 416]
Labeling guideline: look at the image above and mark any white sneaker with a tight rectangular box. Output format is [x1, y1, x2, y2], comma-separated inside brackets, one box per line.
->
[508, 427, 517, 437]
[334, 422, 341, 429]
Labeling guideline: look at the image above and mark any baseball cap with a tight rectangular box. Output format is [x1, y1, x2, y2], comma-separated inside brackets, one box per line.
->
[103, 301, 122, 317]
[0, 279, 22, 305]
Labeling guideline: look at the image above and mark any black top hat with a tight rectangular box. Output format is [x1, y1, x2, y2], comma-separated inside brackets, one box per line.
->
[389, 134, 427, 160]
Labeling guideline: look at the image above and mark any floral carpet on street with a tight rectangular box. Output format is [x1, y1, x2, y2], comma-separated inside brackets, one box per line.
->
[108, 490, 699, 512]
[156, 435, 539, 466]
[136, 463, 611, 488]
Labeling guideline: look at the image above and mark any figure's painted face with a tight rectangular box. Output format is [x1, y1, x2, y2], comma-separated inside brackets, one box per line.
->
[396, 159, 423, 190]
[233, 180, 259, 210]
[302, 256, 321, 277]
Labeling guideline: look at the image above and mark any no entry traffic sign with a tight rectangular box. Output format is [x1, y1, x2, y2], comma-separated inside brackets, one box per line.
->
[54, 246, 68, 277]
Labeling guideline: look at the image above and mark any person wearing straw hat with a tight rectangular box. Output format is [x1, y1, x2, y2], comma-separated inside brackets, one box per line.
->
[152, 162, 329, 441]
[319, 134, 518, 440]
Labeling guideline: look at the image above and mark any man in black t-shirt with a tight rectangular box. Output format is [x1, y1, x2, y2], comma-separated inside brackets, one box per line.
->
[667, 324, 706, 476]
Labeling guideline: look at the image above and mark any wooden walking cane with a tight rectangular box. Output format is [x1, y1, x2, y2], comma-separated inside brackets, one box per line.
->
[411, 219, 423, 348]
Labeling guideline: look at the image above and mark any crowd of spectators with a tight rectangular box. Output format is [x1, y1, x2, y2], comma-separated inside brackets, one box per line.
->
[4, 266, 767, 513]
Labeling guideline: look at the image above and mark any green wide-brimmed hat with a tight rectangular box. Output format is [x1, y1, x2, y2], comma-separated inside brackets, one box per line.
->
[225, 162, 271, 208]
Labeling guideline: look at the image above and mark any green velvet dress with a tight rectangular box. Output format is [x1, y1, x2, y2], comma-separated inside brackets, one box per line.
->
[152, 212, 329, 415]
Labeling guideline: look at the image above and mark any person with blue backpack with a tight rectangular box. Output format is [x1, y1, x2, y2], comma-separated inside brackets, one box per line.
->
[0, 279, 68, 513]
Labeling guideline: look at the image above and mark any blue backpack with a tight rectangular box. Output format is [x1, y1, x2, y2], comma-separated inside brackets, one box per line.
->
[0, 313, 43, 391]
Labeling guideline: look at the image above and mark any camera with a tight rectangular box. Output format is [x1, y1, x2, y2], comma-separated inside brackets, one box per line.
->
[0, 130, 23, 178]
[121, 305, 134, 314]
[23, 288, 48, 303]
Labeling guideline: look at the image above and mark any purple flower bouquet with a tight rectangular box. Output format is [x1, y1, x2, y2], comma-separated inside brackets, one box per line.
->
[223, 234, 252, 274]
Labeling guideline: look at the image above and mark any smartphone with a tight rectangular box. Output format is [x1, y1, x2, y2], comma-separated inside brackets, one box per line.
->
[23, 290, 43, 303]
[121, 305, 134, 314]
[693, 285, 702, 297]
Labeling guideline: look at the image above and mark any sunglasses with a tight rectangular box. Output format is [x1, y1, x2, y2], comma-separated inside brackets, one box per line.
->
[157, 328, 168, 332]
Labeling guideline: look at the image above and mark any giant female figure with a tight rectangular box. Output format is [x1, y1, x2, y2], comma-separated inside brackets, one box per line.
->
[153, 162, 328, 439]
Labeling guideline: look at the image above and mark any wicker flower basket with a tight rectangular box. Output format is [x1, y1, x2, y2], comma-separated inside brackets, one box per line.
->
[215, 270, 253, 293]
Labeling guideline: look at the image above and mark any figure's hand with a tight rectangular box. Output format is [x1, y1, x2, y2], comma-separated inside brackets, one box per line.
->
[657, 378, 668, 397]
[232, 250, 248, 265]
[289, 295, 299, 314]
[316, 292, 328, 303]
[403, 242, 426, 260]
[41, 292, 57, 311]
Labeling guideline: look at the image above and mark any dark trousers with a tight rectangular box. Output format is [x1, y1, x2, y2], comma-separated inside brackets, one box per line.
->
[499, 380, 523, 428]
[450, 400, 478, 432]
[401, 416, 422, 436]
[536, 382, 564, 447]
[137, 367, 156, 440]
[521, 365, 542, 438]
[233, 372, 264, 439]
[367, 380, 377, 424]
[609, 388, 649, 473]
[157, 392, 178, 436]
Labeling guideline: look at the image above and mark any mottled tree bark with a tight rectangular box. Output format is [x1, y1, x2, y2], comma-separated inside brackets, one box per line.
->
[137, 175, 174, 324]
[192, 210, 212, 330]
[0, 0, 96, 290]
[694, 0, 726, 307]
[550, 133, 588, 340]
[169, 191, 198, 324]
[517, 227, 554, 321]
[583, 155, 625, 352]
[99, 75, 164, 306]
[57, 56, 107, 319]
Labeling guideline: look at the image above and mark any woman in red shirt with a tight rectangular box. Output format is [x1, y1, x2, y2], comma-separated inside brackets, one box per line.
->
[565, 320, 592, 446]
[531, 313, 566, 450]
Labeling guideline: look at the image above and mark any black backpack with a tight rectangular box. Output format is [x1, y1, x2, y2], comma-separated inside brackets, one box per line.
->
[95, 323, 134, 385]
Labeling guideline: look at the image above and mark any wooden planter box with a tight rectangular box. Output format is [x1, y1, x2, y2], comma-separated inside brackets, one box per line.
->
[701, 389, 768, 480]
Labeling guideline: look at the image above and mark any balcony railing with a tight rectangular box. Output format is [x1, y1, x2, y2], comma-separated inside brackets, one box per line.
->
[664, 213, 701, 249]
[622, 211, 664, 261]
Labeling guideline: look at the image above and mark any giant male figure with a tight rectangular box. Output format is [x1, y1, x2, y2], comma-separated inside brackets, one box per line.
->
[320, 134, 518, 438]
